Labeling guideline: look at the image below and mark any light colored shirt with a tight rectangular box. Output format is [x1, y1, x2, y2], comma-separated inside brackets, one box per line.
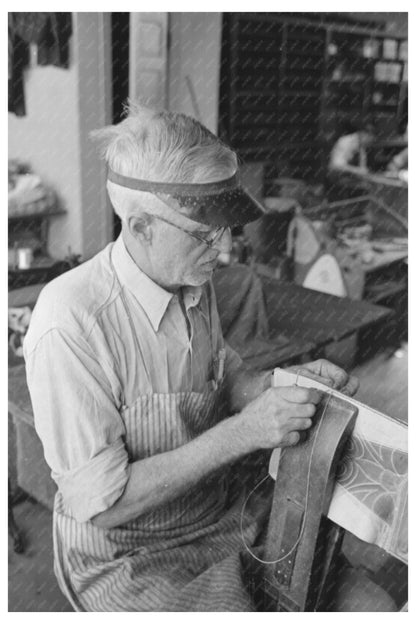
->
[329, 132, 367, 170]
[23, 235, 243, 522]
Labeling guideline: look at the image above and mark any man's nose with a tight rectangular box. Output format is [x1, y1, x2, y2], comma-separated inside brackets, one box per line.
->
[214, 227, 232, 253]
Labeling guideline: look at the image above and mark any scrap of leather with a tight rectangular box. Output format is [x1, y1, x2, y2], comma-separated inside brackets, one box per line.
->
[265, 390, 358, 611]
[270, 369, 408, 564]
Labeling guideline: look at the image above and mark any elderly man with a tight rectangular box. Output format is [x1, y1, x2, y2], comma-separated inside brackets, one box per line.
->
[327, 122, 376, 200]
[24, 104, 394, 612]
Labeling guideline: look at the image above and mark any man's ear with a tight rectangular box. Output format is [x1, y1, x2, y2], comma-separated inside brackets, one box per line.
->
[127, 214, 153, 244]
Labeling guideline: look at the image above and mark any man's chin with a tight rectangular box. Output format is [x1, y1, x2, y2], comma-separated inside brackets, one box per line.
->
[186, 267, 215, 286]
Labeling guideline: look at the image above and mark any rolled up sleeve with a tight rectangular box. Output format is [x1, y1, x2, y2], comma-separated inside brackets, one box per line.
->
[24, 327, 129, 522]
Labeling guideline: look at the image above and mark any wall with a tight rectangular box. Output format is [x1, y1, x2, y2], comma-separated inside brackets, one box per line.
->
[129, 13, 168, 109]
[168, 13, 222, 133]
[76, 13, 112, 260]
[8, 13, 112, 261]
[128, 12, 222, 132]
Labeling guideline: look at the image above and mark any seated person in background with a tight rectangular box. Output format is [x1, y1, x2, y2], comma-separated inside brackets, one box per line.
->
[329, 123, 375, 176]
[387, 125, 408, 178]
[24, 104, 395, 612]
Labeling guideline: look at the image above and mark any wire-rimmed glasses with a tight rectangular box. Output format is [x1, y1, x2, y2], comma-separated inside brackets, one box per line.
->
[153, 214, 229, 248]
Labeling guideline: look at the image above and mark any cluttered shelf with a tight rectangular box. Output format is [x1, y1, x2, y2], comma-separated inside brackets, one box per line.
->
[8, 256, 81, 290]
[362, 247, 408, 273]
[234, 181, 408, 363]
[303, 195, 407, 292]
[9, 208, 66, 223]
[221, 13, 407, 181]
[8, 159, 77, 289]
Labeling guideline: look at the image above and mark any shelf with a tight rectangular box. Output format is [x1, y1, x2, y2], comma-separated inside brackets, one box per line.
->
[285, 48, 324, 58]
[287, 33, 324, 43]
[371, 104, 399, 110]
[8, 257, 76, 290]
[8, 209, 66, 223]
[11, 255, 55, 268]
[236, 89, 277, 97]
[329, 77, 367, 84]
[237, 44, 282, 56]
[280, 88, 321, 97]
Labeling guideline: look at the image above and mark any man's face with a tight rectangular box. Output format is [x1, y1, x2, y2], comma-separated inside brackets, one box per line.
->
[146, 216, 232, 289]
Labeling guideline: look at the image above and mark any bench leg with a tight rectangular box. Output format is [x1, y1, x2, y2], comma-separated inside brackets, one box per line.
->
[8, 480, 24, 554]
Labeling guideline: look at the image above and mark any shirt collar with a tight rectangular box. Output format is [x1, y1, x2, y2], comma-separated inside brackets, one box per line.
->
[111, 235, 203, 332]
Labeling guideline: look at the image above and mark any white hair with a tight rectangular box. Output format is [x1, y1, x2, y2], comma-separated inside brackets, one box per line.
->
[90, 102, 238, 221]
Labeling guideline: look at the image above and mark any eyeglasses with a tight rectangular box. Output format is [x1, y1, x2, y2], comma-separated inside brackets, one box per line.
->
[153, 215, 229, 248]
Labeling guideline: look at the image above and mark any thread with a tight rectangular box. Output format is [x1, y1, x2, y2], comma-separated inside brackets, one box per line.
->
[239, 391, 333, 565]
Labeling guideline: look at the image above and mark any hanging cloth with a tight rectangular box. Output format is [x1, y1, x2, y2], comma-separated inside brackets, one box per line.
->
[8, 13, 29, 116]
[8, 13, 72, 116]
[13, 13, 72, 68]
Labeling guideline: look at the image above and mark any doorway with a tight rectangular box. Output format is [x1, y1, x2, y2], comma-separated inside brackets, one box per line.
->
[111, 12, 130, 239]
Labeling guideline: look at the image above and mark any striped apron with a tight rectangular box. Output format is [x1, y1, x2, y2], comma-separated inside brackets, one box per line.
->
[52, 268, 271, 612]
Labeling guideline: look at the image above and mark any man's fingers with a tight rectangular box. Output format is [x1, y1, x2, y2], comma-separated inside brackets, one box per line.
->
[340, 376, 360, 397]
[292, 362, 359, 397]
[287, 403, 317, 419]
[296, 368, 334, 389]
[288, 417, 313, 431]
[279, 385, 323, 405]
[281, 431, 301, 447]
[301, 359, 348, 389]
[319, 360, 349, 389]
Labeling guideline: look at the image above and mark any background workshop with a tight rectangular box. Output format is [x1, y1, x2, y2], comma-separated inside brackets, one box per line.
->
[8, 12, 408, 612]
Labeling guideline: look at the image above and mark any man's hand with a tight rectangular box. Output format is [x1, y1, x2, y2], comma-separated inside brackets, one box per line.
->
[92, 384, 322, 529]
[236, 386, 323, 453]
[287, 359, 359, 397]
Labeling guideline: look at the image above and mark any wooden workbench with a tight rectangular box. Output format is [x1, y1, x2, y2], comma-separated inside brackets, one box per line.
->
[261, 276, 392, 349]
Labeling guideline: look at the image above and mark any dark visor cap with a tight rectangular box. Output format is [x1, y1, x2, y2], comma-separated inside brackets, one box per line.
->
[107, 168, 265, 227]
